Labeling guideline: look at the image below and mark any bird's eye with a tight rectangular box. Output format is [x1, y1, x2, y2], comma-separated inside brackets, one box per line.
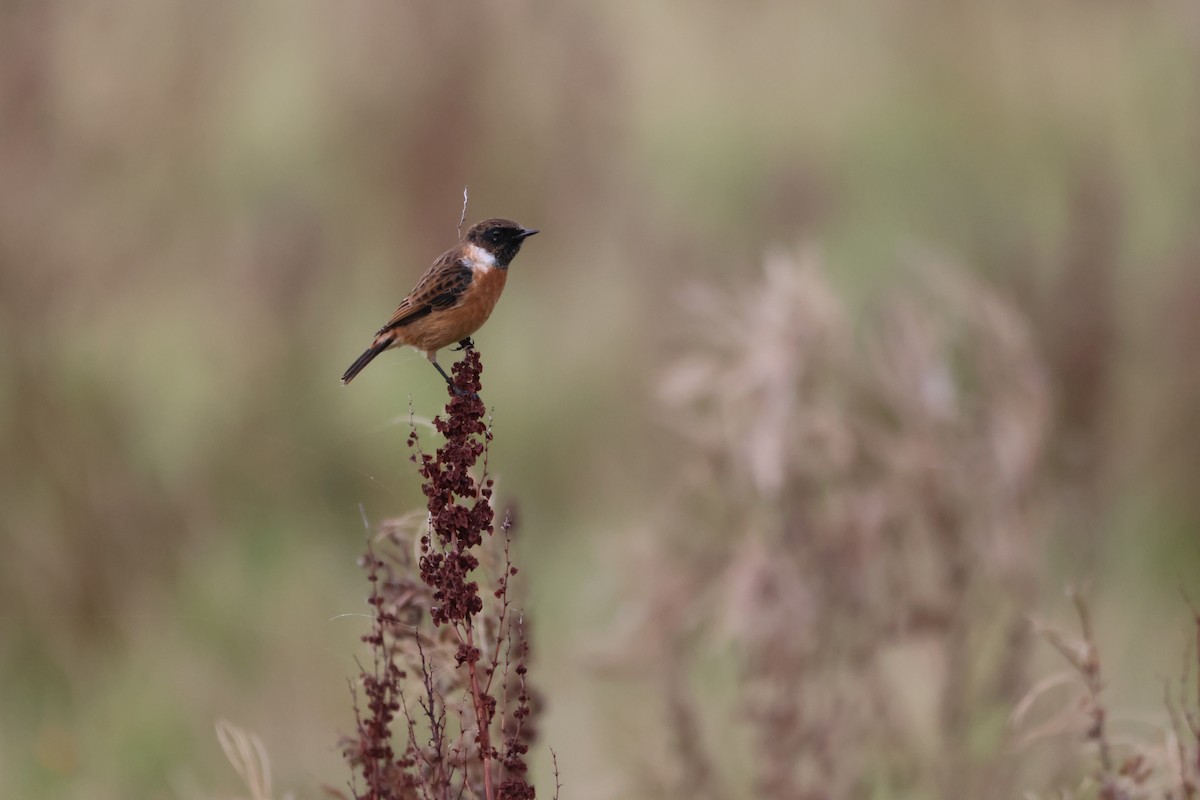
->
[488, 229, 504, 243]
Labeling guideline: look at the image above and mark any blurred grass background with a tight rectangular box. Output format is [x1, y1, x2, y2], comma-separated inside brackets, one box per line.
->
[2, 1, 1199, 798]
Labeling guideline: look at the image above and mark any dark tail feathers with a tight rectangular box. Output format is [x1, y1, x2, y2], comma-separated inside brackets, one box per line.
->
[341, 340, 390, 385]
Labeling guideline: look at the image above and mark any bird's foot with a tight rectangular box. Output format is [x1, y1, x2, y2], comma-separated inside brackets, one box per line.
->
[451, 386, 482, 401]
[432, 360, 481, 400]
[451, 337, 474, 352]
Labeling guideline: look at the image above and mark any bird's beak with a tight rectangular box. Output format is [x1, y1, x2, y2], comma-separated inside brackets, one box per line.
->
[518, 228, 539, 239]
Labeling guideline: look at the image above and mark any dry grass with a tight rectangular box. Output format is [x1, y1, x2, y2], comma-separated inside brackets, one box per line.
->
[1016, 589, 1200, 799]
[605, 245, 1052, 798]
[216, 720, 293, 800]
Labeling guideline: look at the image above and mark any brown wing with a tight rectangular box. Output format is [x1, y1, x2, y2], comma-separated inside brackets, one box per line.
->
[375, 253, 474, 334]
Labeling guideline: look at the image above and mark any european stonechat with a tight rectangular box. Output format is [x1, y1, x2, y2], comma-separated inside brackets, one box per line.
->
[341, 218, 538, 389]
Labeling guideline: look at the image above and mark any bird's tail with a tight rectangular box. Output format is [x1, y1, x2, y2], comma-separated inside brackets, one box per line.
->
[341, 339, 391, 385]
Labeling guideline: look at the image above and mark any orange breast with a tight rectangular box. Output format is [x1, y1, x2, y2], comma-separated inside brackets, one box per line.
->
[399, 268, 508, 354]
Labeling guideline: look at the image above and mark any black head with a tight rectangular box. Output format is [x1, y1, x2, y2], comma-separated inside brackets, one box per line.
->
[464, 218, 538, 267]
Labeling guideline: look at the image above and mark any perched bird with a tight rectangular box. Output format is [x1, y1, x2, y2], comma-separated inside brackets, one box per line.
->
[341, 218, 538, 389]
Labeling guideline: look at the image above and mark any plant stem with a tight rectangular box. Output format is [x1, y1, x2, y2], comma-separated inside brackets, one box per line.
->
[465, 624, 495, 800]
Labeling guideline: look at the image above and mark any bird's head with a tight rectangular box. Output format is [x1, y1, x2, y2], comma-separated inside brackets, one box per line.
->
[464, 218, 538, 267]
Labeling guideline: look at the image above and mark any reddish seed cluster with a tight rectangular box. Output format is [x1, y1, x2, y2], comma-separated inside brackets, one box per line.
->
[342, 346, 542, 800]
[342, 551, 418, 800]
[409, 349, 496, 627]
[497, 634, 537, 800]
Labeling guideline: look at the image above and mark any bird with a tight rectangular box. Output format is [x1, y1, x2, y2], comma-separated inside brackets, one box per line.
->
[341, 218, 538, 390]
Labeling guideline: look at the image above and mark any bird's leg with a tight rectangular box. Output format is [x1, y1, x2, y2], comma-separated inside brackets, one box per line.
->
[451, 337, 474, 352]
[430, 359, 458, 389]
[430, 357, 478, 399]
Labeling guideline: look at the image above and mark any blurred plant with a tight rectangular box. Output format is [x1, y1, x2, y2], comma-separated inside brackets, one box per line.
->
[334, 348, 545, 800]
[612, 246, 1052, 798]
[217, 719, 294, 800]
[1015, 588, 1200, 799]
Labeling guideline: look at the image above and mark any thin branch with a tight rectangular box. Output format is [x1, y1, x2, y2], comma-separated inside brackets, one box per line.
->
[484, 511, 515, 697]
[551, 747, 562, 800]
[415, 637, 449, 799]
[464, 623, 496, 800]
[458, 186, 469, 239]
